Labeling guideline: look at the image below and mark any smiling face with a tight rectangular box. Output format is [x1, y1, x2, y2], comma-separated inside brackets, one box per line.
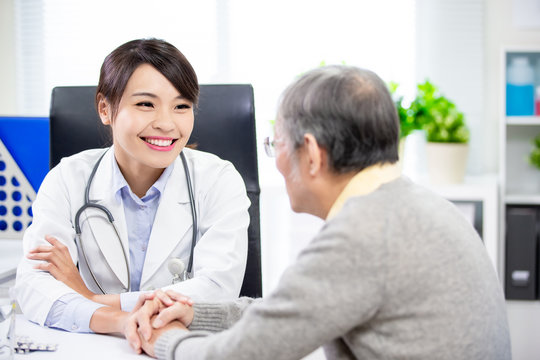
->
[98, 63, 194, 177]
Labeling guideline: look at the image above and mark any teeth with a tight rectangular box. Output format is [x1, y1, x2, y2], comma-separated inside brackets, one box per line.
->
[145, 138, 173, 147]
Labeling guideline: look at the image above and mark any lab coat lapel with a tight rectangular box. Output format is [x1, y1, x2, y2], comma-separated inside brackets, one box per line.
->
[141, 156, 193, 285]
[87, 149, 130, 290]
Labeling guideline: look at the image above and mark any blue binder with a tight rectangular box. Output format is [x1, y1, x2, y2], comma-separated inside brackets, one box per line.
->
[0, 117, 49, 238]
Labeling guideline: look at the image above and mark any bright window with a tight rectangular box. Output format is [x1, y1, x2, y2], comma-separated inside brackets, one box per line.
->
[16, 1, 416, 186]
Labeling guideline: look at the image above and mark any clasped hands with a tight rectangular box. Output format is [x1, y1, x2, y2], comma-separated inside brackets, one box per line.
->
[124, 289, 195, 357]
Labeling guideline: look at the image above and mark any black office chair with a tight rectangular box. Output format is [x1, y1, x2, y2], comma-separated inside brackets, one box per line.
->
[49, 85, 262, 298]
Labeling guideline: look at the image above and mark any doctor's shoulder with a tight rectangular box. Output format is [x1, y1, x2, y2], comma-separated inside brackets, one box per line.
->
[30, 148, 107, 219]
[54, 148, 108, 178]
[37, 148, 108, 197]
[181, 148, 246, 189]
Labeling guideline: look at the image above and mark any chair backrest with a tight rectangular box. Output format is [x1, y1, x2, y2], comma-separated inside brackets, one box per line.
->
[49, 85, 262, 298]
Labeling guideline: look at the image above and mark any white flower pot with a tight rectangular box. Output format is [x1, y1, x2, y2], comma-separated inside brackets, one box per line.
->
[425, 142, 469, 185]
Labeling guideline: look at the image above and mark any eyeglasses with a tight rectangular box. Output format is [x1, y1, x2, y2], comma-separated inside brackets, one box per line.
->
[263, 136, 275, 157]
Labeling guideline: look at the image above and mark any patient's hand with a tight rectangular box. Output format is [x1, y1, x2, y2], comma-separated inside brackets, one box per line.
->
[28, 235, 94, 299]
[140, 316, 188, 358]
[125, 290, 193, 354]
[151, 290, 195, 329]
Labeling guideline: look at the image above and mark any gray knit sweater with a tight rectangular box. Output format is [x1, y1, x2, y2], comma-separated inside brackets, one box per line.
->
[155, 177, 511, 360]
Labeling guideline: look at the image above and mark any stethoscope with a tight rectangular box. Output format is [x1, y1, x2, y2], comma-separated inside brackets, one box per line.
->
[73, 148, 197, 294]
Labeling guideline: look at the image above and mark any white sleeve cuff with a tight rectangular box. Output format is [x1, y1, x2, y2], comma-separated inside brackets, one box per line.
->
[120, 291, 146, 312]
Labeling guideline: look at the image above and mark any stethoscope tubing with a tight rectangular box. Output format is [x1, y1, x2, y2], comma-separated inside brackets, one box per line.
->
[181, 152, 197, 277]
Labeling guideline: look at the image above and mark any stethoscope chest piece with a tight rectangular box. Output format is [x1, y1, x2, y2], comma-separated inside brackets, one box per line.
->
[168, 258, 189, 284]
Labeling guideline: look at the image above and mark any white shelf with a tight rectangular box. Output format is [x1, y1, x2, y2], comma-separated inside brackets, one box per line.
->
[506, 116, 540, 126]
[422, 174, 498, 200]
[505, 194, 540, 205]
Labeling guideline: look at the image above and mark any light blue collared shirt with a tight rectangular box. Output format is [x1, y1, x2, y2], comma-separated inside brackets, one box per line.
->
[45, 154, 173, 333]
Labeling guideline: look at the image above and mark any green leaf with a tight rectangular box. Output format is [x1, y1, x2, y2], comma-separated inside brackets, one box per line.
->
[529, 133, 540, 170]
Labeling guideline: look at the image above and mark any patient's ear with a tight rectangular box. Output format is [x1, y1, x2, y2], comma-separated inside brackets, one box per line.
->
[303, 133, 325, 176]
[97, 94, 112, 125]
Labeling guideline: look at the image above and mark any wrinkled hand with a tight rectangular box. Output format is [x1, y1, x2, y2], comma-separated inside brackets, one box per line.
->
[140, 316, 188, 358]
[125, 290, 193, 354]
[27, 235, 93, 298]
[150, 291, 194, 329]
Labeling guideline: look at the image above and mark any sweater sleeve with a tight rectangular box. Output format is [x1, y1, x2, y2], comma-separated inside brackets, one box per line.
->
[154, 210, 388, 360]
[189, 297, 257, 332]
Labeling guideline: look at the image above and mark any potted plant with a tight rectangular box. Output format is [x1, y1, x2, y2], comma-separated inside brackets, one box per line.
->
[409, 80, 470, 184]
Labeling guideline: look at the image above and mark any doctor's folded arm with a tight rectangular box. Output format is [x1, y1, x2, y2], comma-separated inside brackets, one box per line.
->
[13, 38, 250, 335]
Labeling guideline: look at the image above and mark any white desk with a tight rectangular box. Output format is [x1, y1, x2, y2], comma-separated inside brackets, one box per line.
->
[3, 241, 147, 359]
[13, 315, 149, 359]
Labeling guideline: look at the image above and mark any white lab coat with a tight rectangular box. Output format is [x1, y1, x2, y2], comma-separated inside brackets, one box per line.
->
[14, 147, 250, 326]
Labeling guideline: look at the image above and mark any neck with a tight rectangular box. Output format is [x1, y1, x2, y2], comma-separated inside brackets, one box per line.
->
[312, 171, 357, 219]
[116, 160, 164, 198]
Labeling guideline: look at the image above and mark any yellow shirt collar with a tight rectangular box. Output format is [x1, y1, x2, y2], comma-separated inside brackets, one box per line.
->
[326, 163, 401, 220]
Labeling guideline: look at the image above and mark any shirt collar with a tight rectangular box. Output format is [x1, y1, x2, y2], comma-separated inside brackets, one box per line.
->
[326, 162, 401, 220]
[111, 154, 175, 202]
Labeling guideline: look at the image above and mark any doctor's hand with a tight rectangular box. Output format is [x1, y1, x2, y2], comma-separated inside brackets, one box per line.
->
[27, 235, 94, 299]
[150, 290, 194, 329]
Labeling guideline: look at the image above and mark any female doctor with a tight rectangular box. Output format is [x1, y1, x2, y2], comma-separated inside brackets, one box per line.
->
[14, 38, 250, 334]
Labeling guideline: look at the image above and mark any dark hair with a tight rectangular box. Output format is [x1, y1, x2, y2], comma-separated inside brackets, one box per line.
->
[95, 38, 199, 120]
[277, 65, 399, 173]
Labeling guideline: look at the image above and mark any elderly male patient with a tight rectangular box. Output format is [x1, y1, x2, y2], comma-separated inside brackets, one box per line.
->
[124, 65, 511, 360]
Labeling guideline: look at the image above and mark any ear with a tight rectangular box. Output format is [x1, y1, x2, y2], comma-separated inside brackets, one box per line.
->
[97, 94, 112, 125]
[303, 133, 326, 176]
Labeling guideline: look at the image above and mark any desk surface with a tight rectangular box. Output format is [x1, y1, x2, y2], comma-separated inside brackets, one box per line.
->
[14, 315, 149, 359]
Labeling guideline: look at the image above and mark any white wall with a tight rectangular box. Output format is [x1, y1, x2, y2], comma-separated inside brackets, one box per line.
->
[415, 0, 486, 174]
[0, 0, 17, 115]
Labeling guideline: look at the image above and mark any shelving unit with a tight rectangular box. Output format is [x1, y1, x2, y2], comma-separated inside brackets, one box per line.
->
[500, 47, 540, 300]
[501, 49, 540, 203]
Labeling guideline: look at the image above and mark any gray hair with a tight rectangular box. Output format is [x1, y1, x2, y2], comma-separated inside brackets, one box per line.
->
[277, 65, 399, 173]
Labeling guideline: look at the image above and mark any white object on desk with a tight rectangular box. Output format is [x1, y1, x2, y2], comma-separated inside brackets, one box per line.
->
[0, 240, 23, 284]
[14, 315, 148, 359]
